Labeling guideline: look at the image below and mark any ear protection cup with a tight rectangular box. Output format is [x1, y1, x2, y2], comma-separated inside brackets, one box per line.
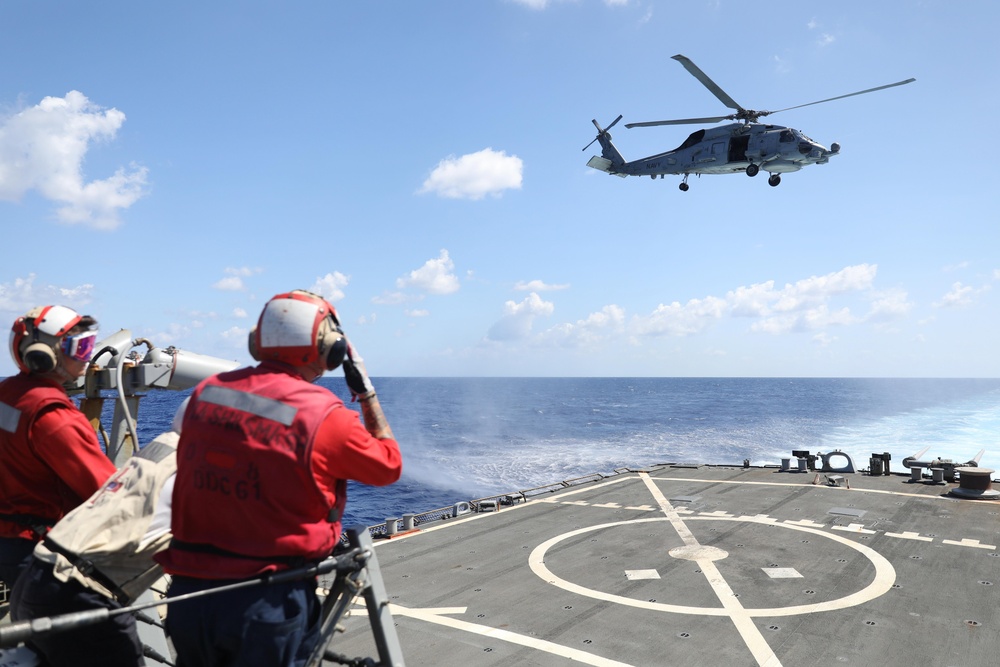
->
[317, 317, 347, 371]
[22, 342, 57, 373]
[247, 326, 260, 361]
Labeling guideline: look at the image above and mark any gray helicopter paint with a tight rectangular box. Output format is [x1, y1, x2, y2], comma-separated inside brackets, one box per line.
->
[585, 54, 912, 188]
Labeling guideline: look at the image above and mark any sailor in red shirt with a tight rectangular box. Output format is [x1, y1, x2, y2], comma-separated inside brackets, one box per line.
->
[157, 290, 401, 667]
[0, 305, 116, 590]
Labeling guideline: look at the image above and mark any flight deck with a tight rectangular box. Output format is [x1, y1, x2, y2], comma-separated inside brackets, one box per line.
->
[332, 463, 1000, 666]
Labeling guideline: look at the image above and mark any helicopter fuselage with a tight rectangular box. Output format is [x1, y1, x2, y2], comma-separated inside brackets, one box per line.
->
[588, 122, 839, 181]
[584, 54, 910, 190]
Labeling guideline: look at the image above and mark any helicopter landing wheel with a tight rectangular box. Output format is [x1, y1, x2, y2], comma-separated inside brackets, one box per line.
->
[746, 164, 760, 177]
[679, 182, 689, 192]
[768, 174, 781, 187]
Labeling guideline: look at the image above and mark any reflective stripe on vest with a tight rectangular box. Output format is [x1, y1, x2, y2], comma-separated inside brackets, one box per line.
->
[199, 385, 298, 426]
[0, 401, 21, 434]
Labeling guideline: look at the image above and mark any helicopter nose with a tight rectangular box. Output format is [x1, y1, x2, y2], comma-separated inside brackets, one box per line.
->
[799, 141, 827, 159]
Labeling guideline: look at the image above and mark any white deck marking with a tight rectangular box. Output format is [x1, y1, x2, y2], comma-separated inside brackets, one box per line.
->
[943, 538, 996, 549]
[639, 472, 783, 667]
[652, 475, 964, 501]
[763, 568, 803, 579]
[529, 517, 896, 617]
[383, 604, 636, 666]
[625, 569, 660, 580]
[886, 531, 933, 541]
[832, 523, 876, 534]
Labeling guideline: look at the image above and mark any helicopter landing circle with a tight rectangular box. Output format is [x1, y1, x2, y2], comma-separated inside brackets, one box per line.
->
[528, 515, 896, 618]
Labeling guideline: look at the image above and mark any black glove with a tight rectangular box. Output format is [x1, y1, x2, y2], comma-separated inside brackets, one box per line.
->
[342, 341, 375, 401]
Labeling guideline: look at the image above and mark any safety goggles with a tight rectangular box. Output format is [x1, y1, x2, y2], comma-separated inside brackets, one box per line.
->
[60, 331, 97, 362]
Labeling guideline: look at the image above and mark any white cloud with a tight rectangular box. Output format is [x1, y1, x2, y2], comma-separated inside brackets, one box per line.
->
[539, 304, 625, 347]
[405, 309, 430, 318]
[221, 325, 248, 340]
[524, 263, 895, 348]
[372, 291, 411, 306]
[728, 281, 777, 317]
[934, 281, 975, 308]
[419, 148, 522, 200]
[865, 288, 912, 322]
[310, 271, 350, 303]
[632, 296, 727, 337]
[0, 91, 147, 230]
[813, 332, 837, 346]
[804, 19, 835, 48]
[0, 274, 95, 314]
[486, 292, 554, 341]
[213, 276, 245, 291]
[510, 0, 624, 8]
[397, 249, 460, 295]
[212, 266, 262, 292]
[509, 0, 550, 9]
[233, 307, 248, 318]
[723, 264, 883, 333]
[515, 279, 570, 292]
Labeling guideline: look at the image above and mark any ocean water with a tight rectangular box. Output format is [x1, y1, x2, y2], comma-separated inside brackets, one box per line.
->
[119, 377, 1000, 529]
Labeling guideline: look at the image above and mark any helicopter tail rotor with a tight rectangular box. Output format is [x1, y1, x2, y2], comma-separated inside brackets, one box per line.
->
[582, 114, 623, 151]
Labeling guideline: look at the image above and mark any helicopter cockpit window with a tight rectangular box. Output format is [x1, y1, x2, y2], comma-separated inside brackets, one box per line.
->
[676, 129, 706, 151]
[779, 130, 795, 142]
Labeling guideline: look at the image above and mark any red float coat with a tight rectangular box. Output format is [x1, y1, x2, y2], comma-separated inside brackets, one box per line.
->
[0, 373, 116, 540]
[158, 363, 401, 579]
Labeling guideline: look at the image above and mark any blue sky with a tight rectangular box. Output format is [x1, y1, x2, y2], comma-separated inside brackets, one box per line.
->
[1, 1, 997, 378]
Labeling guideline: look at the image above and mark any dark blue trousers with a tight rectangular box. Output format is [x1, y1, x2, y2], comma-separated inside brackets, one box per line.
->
[0, 537, 36, 591]
[10, 558, 144, 666]
[165, 575, 321, 667]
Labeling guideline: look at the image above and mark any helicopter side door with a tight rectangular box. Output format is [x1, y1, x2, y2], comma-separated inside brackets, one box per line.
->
[728, 135, 749, 163]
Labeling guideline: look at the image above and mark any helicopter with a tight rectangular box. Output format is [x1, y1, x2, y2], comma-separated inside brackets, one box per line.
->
[584, 54, 914, 191]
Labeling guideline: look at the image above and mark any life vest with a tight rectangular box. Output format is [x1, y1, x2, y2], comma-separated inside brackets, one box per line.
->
[0, 373, 83, 540]
[158, 364, 342, 579]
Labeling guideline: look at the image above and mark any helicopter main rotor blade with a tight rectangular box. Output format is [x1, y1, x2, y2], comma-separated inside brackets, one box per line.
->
[626, 115, 731, 128]
[671, 54, 744, 112]
[765, 78, 916, 115]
